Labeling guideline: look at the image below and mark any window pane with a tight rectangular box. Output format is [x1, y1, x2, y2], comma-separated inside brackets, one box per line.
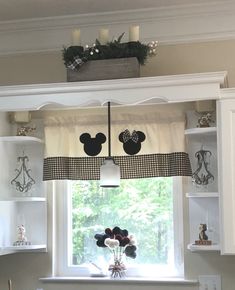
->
[70, 177, 173, 268]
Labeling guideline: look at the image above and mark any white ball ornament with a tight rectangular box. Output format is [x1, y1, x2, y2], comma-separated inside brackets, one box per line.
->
[104, 238, 120, 249]
[104, 238, 111, 247]
[129, 234, 137, 245]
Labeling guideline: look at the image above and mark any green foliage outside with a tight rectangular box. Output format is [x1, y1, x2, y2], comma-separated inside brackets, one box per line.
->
[71, 177, 173, 266]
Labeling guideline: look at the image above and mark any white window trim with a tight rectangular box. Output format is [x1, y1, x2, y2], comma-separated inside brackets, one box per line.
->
[52, 177, 184, 278]
[173, 177, 184, 277]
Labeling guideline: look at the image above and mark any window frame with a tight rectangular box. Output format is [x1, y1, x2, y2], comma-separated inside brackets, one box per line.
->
[53, 177, 184, 278]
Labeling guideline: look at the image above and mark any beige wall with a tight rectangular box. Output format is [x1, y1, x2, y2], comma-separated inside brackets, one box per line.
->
[1, 39, 235, 86]
[1, 39, 235, 290]
[141, 39, 235, 87]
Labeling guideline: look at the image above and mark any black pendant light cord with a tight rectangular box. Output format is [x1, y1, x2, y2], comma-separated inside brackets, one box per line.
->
[108, 101, 111, 157]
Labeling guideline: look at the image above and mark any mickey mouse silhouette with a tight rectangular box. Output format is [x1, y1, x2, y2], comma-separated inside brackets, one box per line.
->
[119, 129, 145, 155]
[80, 133, 106, 156]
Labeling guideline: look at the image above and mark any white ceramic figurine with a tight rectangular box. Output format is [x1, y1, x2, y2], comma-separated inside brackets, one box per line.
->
[17, 224, 27, 242]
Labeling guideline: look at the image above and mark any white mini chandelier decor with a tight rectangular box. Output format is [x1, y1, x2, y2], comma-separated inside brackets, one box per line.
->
[100, 102, 120, 188]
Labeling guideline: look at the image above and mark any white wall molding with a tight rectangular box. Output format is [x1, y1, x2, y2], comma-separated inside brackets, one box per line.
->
[1, 1, 235, 55]
[0, 72, 227, 111]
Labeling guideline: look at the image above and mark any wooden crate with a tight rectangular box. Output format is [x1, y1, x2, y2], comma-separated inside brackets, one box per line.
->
[67, 57, 140, 82]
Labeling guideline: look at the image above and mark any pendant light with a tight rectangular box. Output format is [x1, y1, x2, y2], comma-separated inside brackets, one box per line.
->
[100, 102, 120, 187]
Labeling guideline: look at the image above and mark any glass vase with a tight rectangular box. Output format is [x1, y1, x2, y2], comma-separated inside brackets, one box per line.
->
[108, 258, 126, 278]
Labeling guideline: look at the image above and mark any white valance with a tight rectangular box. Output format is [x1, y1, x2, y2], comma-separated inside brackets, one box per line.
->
[43, 103, 192, 180]
[43, 103, 186, 158]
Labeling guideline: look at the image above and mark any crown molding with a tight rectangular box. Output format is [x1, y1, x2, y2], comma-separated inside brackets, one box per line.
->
[1, 1, 235, 55]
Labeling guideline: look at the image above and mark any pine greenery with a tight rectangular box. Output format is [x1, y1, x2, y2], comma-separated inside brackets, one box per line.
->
[63, 33, 151, 70]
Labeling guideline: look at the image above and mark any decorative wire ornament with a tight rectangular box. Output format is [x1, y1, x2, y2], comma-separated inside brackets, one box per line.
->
[192, 146, 214, 186]
[11, 153, 35, 193]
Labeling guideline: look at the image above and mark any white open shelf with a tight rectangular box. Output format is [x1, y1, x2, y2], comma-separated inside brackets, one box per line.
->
[0, 244, 47, 255]
[186, 120, 219, 253]
[0, 136, 46, 256]
[185, 127, 217, 136]
[2, 244, 47, 251]
[186, 192, 219, 198]
[187, 243, 220, 252]
[0, 197, 46, 202]
[0, 136, 44, 144]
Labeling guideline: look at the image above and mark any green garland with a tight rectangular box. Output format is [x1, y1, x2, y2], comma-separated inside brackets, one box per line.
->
[63, 33, 157, 71]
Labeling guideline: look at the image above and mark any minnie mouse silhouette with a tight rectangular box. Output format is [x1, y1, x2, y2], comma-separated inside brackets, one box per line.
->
[119, 129, 146, 155]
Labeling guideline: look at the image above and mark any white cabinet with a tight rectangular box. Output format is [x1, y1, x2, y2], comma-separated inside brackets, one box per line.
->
[0, 72, 228, 256]
[184, 91, 235, 255]
[0, 136, 47, 255]
[217, 96, 235, 254]
[185, 124, 220, 252]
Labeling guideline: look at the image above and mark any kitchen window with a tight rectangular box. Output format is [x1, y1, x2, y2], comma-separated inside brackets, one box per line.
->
[45, 104, 189, 278]
[54, 176, 183, 278]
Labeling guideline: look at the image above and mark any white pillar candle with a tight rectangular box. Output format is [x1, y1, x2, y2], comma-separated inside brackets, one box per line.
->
[72, 29, 81, 46]
[129, 25, 139, 42]
[98, 28, 109, 45]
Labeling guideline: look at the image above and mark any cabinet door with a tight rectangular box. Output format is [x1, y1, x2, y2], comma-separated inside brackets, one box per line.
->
[217, 99, 235, 254]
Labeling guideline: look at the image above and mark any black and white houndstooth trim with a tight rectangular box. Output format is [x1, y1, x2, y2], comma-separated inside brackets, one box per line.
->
[43, 152, 192, 181]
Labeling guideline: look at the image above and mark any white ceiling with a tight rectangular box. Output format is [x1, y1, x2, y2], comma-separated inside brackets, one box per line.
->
[0, 0, 230, 21]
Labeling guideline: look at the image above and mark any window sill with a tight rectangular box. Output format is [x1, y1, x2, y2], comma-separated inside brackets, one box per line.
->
[40, 276, 198, 285]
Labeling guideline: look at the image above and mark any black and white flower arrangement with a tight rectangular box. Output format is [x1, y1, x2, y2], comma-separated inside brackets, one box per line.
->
[94, 226, 137, 277]
[63, 33, 158, 71]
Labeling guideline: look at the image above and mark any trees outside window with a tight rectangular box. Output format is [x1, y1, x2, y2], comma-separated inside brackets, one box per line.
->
[55, 177, 183, 277]
[70, 178, 175, 270]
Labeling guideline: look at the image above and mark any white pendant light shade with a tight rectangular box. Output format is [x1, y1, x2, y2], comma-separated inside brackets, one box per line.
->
[100, 157, 120, 188]
[100, 102, 120, 188]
